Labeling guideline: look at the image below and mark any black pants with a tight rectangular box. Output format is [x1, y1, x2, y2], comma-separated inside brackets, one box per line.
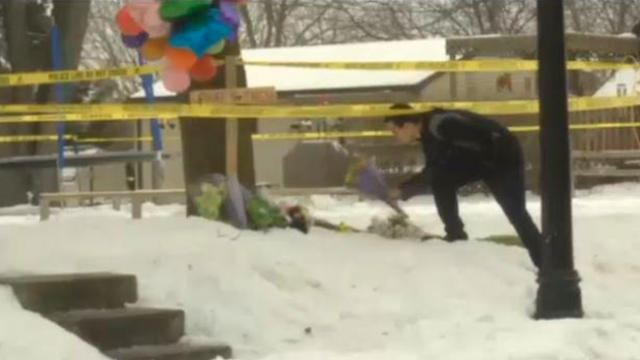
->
[431, 147, 542, 267]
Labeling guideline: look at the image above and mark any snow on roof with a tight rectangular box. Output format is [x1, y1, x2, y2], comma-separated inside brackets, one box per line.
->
[131, 38, 447, 98]
[594, 68, 639, 97]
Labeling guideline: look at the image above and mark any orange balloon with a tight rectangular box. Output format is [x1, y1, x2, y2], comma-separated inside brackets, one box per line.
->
[142, 38, 167, 61]
[165, 46, 198, 71]
[190, 56, 219, 82]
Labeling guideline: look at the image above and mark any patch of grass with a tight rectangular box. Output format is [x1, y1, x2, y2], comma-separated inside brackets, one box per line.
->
[479, 235, 523, 248]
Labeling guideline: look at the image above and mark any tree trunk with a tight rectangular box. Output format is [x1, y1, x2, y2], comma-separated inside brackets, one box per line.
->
[0, 0, 90, 206]
[181, 42, 257, 216]
[0, 0, 42, 206]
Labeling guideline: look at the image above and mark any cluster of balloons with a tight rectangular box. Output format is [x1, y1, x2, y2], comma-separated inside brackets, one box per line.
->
[116, 0, 247, 93]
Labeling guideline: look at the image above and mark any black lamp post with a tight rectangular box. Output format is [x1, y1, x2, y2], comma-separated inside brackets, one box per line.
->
[535, 0, 584, 319]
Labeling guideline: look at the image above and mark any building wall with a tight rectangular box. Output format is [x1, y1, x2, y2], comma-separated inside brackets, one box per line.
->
[127, 115, 291, 193]
[422, 71, 539, 101]
[76, 164, 128, 192]
[251, 73, 546, 188]
[67, 119, 186, 205]
[135, 119, 186, 203]
[74, 70, 608, 192]
[252, 117, 298, 186]
[77, 115, 297, 194]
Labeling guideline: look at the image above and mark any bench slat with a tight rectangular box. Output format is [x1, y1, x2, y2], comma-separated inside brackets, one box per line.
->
[40, 189, 185, 200]
[572, 150, 640, 160]
[263, 187, 355, 196]
[39, 190, 186, 221]
[573, 169, 640, 177]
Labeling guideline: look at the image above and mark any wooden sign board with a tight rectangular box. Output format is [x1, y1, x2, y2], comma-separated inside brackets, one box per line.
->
[190, 87, 277, 104]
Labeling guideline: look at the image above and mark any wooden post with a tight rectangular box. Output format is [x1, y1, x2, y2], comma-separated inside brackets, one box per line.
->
[113, 197, 121, 211]
[225, 56, 239, 175]
[40, 199, 50, 221]
[449, 54, 458, 100]
[132, 196, 143, 220]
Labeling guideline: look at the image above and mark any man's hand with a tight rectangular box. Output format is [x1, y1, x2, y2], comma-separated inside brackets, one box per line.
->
[388, 188, 402, 201]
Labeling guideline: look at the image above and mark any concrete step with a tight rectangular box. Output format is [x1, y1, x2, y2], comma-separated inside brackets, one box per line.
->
[106, 343, 233, 360]
[47, 307, 185, 351]
[0, 273, 137, 313]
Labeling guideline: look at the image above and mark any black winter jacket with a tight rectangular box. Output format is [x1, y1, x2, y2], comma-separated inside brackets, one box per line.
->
[400, 109, 519, 200]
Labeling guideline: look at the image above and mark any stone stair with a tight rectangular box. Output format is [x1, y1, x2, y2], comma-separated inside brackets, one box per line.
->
[0, 273, 232, 360]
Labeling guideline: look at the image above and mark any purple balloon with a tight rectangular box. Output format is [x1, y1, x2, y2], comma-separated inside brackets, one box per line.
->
[359, 164, 389, 200]
[358, 163, 406, 215]
[122, 32, 149, 48]
[220, 0, 240, 27]
[227, 31, 238, 43]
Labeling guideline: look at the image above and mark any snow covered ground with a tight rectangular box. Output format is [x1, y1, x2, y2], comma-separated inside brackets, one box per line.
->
[1, 183, 640, 360]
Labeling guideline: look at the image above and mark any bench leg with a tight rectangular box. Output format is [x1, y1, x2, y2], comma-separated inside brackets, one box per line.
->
[113, 198, 122, 211]
[40, 200, 50, 221]
[132, 198, 142, 220]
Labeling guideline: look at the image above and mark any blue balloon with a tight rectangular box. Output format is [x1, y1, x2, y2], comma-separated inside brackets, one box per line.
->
[169, 9, 234, 58]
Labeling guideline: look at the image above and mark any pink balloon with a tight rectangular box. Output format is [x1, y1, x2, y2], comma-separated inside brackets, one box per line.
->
[127, 1, 153, 27]
[127, 0, 155, 9]
[141, 2, 171, 38]
[162, 68, 191, 93]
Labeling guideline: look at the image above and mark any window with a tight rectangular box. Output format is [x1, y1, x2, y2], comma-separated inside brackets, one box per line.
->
[617, 84, 628, 97]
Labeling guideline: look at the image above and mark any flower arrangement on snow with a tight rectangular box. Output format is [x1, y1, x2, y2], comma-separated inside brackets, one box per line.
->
[115, 0, 248, 93]
[189, 173, 312, 234]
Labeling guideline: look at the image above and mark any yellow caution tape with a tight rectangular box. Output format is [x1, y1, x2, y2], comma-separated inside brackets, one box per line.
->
[512, 122, 640, 133]
[74, 136, 181, 144]
[0, 112, 177, 124]
[0, 65, 160, 87]
[0, 134, 75, 143]
[242, 59, 540, 71]
[252, 131, 391, 141]
[0, 103, 423, 119]
[3, 122, 638, 144]
[0, 135, 182, 144]
[252, 122, 640, 141]
[242, 59, 640, 72]
[570, 60, 640, 71]
[569, 122, 640, 130]
[430, 96, 640, 115]
[0, 58, 635, 88]
[0, 96, 638, 123]
[72, 136, 153, 144]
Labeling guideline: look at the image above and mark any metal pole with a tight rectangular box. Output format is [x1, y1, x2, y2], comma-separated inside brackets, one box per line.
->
[136, 119, 144, 190]
[535, 0, 583, 319]
[51, 25, 65, 184]
[225, 56, 239, 176]
[138, 53, 164, 190]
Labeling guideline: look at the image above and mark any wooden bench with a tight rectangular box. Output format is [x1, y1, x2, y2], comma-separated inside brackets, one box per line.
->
[258, 186, 356, 197]
[572, 150, 640, 179]
[39, 189, 186, 221]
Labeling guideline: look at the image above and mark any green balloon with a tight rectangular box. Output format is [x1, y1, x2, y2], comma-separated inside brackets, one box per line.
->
[206, 40, 226, 55]
[160, 0, 212, 21]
